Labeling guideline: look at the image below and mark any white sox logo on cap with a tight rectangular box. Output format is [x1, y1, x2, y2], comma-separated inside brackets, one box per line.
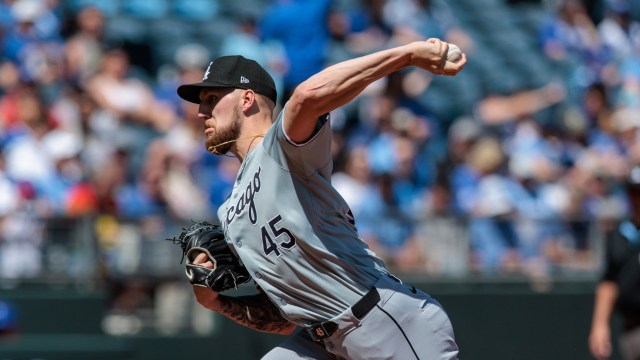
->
[203, 62, 213, 81]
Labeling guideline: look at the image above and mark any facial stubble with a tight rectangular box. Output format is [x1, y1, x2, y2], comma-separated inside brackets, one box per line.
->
[206, 105, 242, 155]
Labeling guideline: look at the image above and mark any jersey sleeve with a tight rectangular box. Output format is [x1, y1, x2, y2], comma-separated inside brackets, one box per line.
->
[262, 105, 333, 178]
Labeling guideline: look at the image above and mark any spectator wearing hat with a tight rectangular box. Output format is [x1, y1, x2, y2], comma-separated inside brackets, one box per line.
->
[452, 136, 523, 273]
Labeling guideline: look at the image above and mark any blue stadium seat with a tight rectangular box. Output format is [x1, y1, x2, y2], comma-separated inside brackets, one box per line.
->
[103, 16, 148, 43]
[152, 37, 220, 69]
[509, 2, 549, 33]
[631, 1, 640, 21]
[67, 0, 120, 17]
[220, 0, 266, 18]
[153, 40, 185, 68]
[196, 17, 239, 47]
[121, 0, 169, 20]
[148, 18, 196, 42]
[170, 0, 220, 21]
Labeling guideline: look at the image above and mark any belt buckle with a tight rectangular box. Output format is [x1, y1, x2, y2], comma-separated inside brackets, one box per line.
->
[307, 322, 333, 341]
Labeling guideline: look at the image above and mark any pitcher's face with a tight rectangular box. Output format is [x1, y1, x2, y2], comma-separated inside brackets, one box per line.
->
[198, 88, 242, 155]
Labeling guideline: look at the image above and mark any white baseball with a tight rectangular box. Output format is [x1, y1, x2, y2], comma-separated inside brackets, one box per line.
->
[447, 44, 463, 63]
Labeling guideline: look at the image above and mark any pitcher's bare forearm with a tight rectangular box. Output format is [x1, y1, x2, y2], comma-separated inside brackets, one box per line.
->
[194, 287, 296, 335]
[285, 38, 465, 143]
[591, 281, 618, 331]
[216, 293, 297, 334]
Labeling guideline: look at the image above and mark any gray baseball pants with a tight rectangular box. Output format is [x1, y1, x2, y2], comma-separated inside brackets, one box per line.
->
[261, 275, 459, 360]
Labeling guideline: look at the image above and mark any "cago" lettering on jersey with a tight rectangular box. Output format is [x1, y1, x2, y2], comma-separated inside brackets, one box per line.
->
[226, 167, 262, 226]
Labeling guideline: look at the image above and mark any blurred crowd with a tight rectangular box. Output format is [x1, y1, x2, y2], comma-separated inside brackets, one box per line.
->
[1, 0, 640, 303]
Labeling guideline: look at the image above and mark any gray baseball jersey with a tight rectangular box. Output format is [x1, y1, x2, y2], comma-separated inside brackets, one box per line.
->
[217, 107, 389, 325]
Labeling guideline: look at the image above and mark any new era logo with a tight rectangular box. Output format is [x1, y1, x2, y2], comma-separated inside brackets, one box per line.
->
[240, 76, 250, 84]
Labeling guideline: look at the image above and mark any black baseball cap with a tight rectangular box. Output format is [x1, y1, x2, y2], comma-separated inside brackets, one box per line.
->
[177, 55, 277, 104]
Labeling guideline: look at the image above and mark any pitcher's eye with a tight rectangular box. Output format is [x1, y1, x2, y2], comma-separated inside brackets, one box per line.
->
[199, 94, 218, 105]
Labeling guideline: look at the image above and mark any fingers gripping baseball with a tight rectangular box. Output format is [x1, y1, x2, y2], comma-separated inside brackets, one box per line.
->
[411, 38, 466, 76]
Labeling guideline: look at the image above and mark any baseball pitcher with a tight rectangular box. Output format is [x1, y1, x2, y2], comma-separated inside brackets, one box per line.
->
[172, 38, 465, 359]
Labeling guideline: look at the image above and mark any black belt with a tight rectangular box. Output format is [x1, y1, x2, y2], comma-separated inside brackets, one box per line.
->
[306, 287, 380, 341]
